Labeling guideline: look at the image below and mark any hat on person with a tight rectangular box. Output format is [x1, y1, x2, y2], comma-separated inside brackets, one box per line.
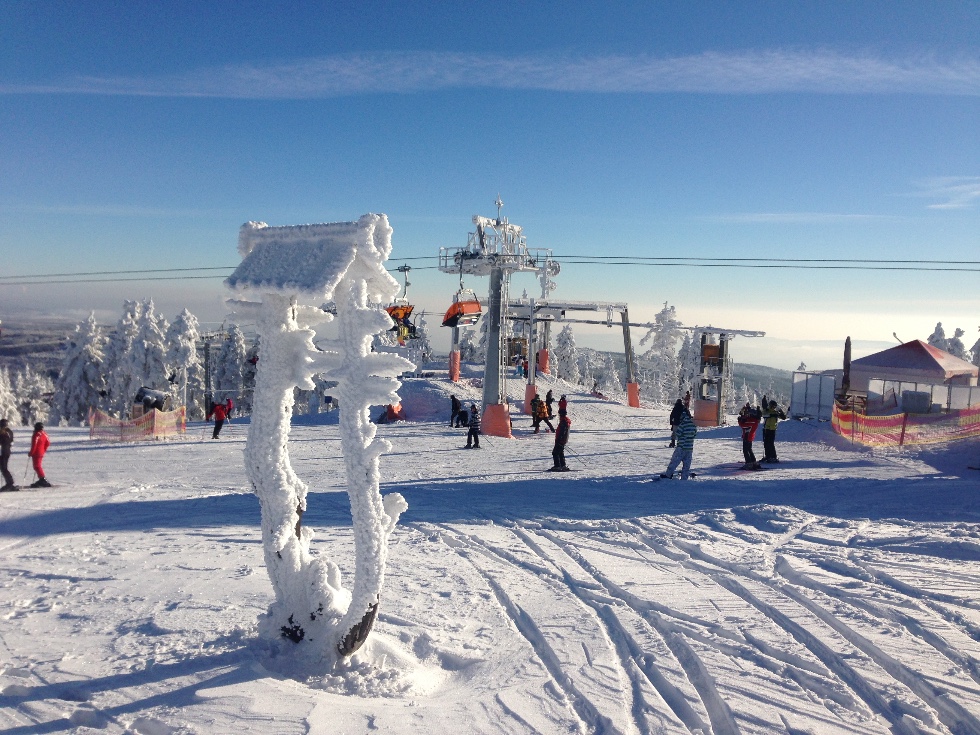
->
[34, 422, 43, 430]
[0, 419, 7, 427]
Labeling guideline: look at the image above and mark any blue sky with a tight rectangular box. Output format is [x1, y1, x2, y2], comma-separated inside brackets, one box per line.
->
[1, 1, 978, 369]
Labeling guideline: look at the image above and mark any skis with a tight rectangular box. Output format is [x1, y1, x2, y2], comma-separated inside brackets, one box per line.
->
[0, 486, 21, 493]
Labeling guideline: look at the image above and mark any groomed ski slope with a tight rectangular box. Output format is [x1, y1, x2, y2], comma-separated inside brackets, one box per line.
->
[2, 369, 980, 735]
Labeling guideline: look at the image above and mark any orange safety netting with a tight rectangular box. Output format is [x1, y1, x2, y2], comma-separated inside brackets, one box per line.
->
[831, 403, 980, 447]
[89, 407, 186, 441]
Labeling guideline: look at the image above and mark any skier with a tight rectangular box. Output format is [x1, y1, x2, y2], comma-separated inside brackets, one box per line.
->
[207, 400, 229, 439]
[761, 399, 787, 463]
[668, 398, 684, 448]
[225, 397, 234, 418]
[465, 403, 481, 449]
[737, 404, 762, 470]
[550, 408, 571, 471]
[530, 393, 542, 432]
[558, 394, 568, 413]
[450, 394, 461, 427]
[28, 422, 51, 488]
[534, 394, 555, 433]
[683, 390, 691, 411]
[545, 389, 555, 418]
[0, 418, 16, 491]
[661, 410, 697, 480]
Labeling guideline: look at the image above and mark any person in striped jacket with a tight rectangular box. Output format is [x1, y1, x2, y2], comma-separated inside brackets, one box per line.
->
[661, 411, 697, 480]
[465, 403, 481, 449]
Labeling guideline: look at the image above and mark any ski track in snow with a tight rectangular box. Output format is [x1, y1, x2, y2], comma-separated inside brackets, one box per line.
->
[1, 376, 980, 734]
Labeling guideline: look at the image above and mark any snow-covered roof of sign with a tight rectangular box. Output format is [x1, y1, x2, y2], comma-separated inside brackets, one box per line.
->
[852, 340, 978, 378]
[225, 214, 395, 300]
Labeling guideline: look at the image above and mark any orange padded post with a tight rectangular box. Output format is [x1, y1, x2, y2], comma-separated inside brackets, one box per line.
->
[481, 403, 513, 438]
[537, 349, 550, 375]
[626, 383, 640, 408]
[524, 383, 536, 414]
[449, 350, 460, 382]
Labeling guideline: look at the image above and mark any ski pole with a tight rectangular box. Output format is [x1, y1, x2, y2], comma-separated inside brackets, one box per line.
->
[565, 446, 589, 469]
[23, 456, 31, 481]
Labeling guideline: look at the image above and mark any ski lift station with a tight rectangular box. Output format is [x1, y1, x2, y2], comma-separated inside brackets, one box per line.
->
[437, 199, 764, 436]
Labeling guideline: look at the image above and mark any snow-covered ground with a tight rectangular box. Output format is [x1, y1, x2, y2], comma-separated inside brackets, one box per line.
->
[2, 369, 980, 735]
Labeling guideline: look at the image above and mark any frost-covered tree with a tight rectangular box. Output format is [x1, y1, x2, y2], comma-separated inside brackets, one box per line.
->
[15, 366, 53, 426]
[676, 331, 701, 397]
[927, 322, 948, 351]
[239, 339, 259, 415]
[50, 312, 106, 425]
[577, 350, 595, 388]
[213, 324, 247, 407]
[165, 308, 206, 420]
[593, 353, 622, 392]
[102, 300, 143, 417]
[638, 303, 684, 404]
[946, 328, 968, 360]
[128, 298, 170, 393]
[797, 362, 807, 372]
[552, 325, 580, 384]
[458, 326, 479, 362]
[413, 315, 433, 364]
[0, 368, 20, 423]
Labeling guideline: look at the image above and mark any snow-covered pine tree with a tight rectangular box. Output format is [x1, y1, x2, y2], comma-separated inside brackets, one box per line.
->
[676, 332, 700, 397]
[102, 301, 143, 417]
[15, 365, 53, 426]
[213, 324, 247, 407]
[165, 308, 206, 420]
[128, 298, 170, 394]
[0, 368, 20, 424]
[638, 303, 684, 405]
[458, 326, 479, 362]
[593, 353, 622, 392]
[946, 328, 968, 360]
[413, 315, 433, 365]
[927, 322, 948, 351]
[239, 338, 259, 415]
[50, 312, 106, 425]
[577, 350, 595, 388]
[553, 324, 580, 384]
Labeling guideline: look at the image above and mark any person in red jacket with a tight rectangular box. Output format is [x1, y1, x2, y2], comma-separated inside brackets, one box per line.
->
[29, 422, 51, 488]
[207, 401, 229, 439]
[737, 405, 762, 470]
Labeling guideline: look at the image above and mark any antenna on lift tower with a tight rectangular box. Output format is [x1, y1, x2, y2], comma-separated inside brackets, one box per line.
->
[495, 194, 504, 221]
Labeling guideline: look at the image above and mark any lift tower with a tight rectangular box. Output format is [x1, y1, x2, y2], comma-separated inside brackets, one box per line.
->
[439, 199, 554, 437]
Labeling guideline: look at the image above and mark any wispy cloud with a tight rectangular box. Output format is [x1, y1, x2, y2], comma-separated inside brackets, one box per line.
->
[709, 212, 899, 224]
[916, 177, 980, 209]
[2, 50, 979, 98]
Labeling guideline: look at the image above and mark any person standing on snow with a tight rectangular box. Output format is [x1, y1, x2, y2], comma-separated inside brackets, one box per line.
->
[737, 404, 762, 470]
[465, 403, 481, 448]
[661, 411, 697, 480]
[761, 399, 786, 463]
[550, 408, 571, 471]
[545, 390, 555, 418]
[28, 422, 51, 488]
[534, 394, 555, 433]
[668, 398, 684, 448]
[558, 394, 568, 413]
[207, 400, 229, 439]
[0, 419, 16, 491]
[450, 394, 461, 427]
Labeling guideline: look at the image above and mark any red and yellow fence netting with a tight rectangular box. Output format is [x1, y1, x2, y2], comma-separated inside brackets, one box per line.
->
[89, 407, 186, 441]
[832, 403, 980, 447]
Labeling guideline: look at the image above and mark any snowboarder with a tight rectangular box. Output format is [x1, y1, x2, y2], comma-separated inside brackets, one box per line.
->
[207, 400, 229, 439]
[534, 394, 555, 433]
[28, 422, 51, 488]
[0, 418, 16, 491]
[550, 408, 571, 471]
[737, 404, 762, 470]
[450, 394, 461, 427]
[661, 411, 697, 480]
[668, 398, 684, 448]
[545, 390, 555, 418]
[761, 399, 786, 463]
[465, 403, 481, 448]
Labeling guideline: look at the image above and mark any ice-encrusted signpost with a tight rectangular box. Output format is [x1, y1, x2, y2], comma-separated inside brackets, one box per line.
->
[226, 215, 413, 662]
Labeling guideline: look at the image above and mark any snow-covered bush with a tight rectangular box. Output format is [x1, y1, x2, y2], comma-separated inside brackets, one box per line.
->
[15, 365, 53, 426]
[0, 368, 20, 424]
[165, 309, 206, 420]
